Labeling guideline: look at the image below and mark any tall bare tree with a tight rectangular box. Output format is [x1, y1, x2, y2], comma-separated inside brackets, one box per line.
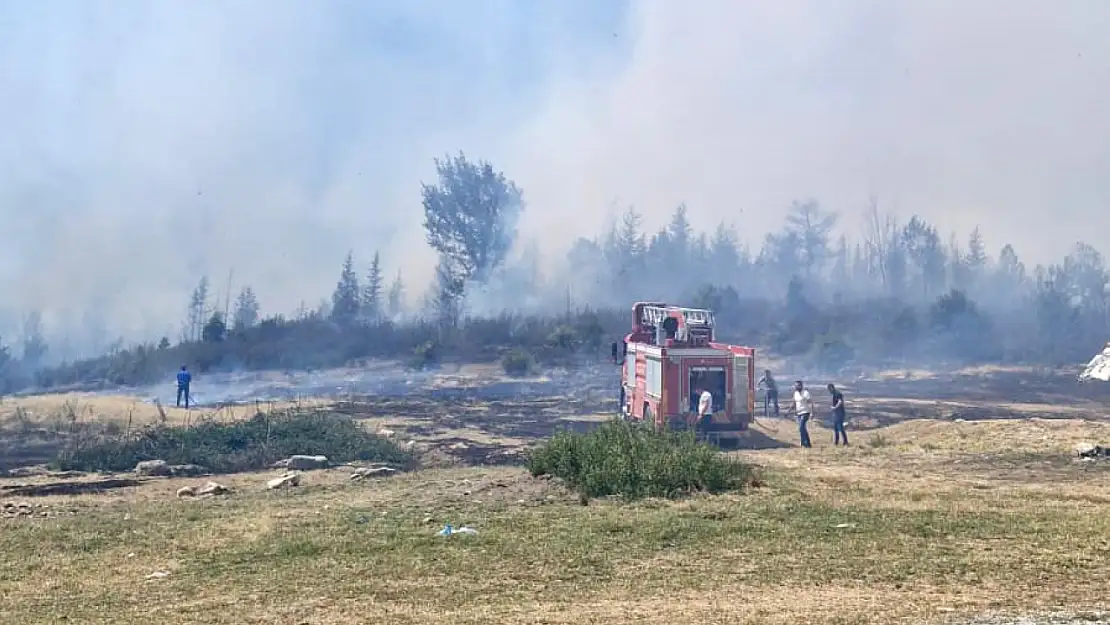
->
[863, 197, 904, 295]
[186, 276, 210, 342]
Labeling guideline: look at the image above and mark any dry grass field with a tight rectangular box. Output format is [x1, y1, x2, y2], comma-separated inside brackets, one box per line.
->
[2, 367, 1110, 624]
[0, 392, 328, 427]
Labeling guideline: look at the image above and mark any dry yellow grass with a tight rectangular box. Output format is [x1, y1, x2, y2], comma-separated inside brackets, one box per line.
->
[3, 379, 1110, 624]
[0, 392, 330, 427]
[751, 413, 1110, 453]
[2, 415, 1109, 625]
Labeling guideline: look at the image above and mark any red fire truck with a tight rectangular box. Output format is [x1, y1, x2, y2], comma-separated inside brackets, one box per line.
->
[610, 302, 757, 443]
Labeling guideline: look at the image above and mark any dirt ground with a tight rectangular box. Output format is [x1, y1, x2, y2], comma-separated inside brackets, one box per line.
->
[2, 363, 1110, 624]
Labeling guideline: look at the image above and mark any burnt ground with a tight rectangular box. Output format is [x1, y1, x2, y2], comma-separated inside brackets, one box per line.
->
[0, 427, 71, 473]
[314, 364, 1110, 465]
[759, 363, 1110, 427]
[1, 477, 144, 497]
[3, 361, 1110, 473]
[0, 413, 122, 473]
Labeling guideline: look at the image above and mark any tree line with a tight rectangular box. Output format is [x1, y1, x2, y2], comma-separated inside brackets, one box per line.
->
[561, 197, 1107, 366]
[3, 150, 1109, 393]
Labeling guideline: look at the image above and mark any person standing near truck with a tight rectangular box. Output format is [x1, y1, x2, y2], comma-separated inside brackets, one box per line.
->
[758, 369, 779, 417]
[792, 380, 813, 448]
[828, 383, 848, 446]
[176, 365, 192, 408]
[697, 385, 714, 432]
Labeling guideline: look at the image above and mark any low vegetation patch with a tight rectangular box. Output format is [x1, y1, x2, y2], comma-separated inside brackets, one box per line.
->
[527, 418, 754, 500]
[51, 408, 414, 473]
[407, 340, 439, 371]
[500, 348, 536, 376]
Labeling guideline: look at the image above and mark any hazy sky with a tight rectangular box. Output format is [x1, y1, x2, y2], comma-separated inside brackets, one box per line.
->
[2, 0, 1109, 345]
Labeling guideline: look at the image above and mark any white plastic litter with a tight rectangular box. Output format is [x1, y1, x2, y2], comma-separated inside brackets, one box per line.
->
[437, 523, 477, 536]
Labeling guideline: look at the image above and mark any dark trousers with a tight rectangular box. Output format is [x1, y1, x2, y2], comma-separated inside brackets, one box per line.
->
[764, 389, 780, 417]
[833, 412, 848, 445]
[696, 413, 711, 432]
[177, 385, 190, 408]
[797, 413, 812, 448]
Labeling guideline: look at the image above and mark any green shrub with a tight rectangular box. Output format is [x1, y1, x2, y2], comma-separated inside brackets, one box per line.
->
[51, 408, 415, 473]
[501, 348, 535, 377]
[546, 325, 578, 350]
[526, 419, 754, 500]
[867, 433, 890, 448]
[408, 341, 439, 371]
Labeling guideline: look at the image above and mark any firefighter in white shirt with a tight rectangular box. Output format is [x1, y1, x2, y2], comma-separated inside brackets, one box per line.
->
[697, 385, 714, 431]
[792, 380, 814, 448]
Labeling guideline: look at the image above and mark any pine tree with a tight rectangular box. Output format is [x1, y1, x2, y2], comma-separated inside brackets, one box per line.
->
[202, 312, 227, 342]
[20, 311, 48, 368]
[0, 338, 12, 386]
[387, 270, 404, 318]
[967, 226, 988, 277]
[361, 251, 384, 323]
[947, 231, 967, 290]
[330, 251, 361, 326]
[232, 286, 260, 331]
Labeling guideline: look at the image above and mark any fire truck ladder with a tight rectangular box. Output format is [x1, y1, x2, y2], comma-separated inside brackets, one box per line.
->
[639, 305, 714, 329]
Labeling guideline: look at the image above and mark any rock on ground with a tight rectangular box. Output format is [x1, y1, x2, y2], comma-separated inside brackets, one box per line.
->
[168, 464, 209, 477]
[136, 460, 211, 477]
[134, 460, 171, 476]
[1076, 442, 1108, 459]
[349, 466, 398, 480]
[179, 481, 230, 497]
[266, 472, 301, 489]
[4, 467, 45, 478]
[272, 455, 329, 470]
[2, 501, 78, 518]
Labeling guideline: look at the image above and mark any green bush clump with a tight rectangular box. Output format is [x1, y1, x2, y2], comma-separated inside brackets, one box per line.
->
[52, 408, 414, 473]
[500, 348, 535, 377]
[526, 419, 754, 500]
[408, 341, 439, 371]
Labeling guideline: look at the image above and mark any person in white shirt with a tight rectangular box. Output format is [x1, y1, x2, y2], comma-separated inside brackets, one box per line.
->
[792, 380, 814, 448]
[697, 386, 714, 430]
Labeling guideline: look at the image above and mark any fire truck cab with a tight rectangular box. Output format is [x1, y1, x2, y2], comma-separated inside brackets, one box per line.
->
[610, 302, 757, 444]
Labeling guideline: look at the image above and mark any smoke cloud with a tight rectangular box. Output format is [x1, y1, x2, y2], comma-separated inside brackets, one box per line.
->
[2, 1, 1109, 354]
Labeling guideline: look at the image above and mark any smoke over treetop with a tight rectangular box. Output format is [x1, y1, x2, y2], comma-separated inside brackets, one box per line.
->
[1, 1, 1109, 351]
[508, 1, 1110, 259]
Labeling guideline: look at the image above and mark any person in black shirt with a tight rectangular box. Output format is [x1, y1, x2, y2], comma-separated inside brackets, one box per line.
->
[827, 383, 847, 445]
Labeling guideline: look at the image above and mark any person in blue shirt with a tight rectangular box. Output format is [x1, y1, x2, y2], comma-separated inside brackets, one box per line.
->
[176, 365, 192, 408]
